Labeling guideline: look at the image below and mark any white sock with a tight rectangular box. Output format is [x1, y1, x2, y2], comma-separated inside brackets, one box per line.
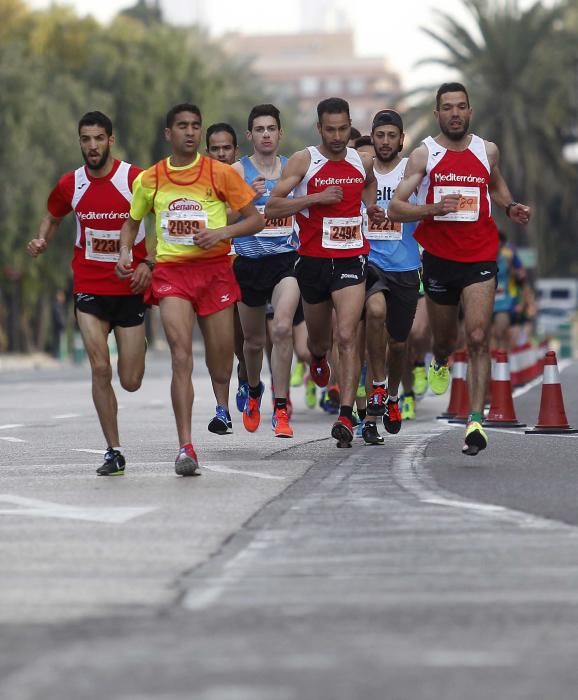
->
[372, 380, 386, 387]
[388, 394, 398, 403]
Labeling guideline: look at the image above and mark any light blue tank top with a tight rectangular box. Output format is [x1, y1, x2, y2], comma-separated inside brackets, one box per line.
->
[233, 155, 297, 258]
[366, 158, 421, 272]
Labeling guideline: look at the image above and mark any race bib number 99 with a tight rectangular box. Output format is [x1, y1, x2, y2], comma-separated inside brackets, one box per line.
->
[322, 216, 363, 250]
[161, 210, 209, 245]
[85, 229, 124, 263]
[433, 186, 480, 222]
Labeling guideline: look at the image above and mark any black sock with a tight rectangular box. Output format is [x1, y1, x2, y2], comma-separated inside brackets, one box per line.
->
[274, 398, 287, 411]
[414, 361, 425, 368]
[249, 383, 262, 399]
[358, 408, 367, 421]
[340, 405, 353, 420]
[312, 352, 325, 362]
[404, 391, 415, 399]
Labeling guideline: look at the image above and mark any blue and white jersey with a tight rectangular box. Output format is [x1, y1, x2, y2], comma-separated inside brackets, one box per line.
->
[233, 155, 297, 258]
[364, 158, 421, 272]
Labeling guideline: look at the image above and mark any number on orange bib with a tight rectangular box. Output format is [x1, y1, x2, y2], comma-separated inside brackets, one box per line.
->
[433, 185, 480, 222]
[322, 216, 363, 250]
[255, 205, 294, 238]
[364, 209, 403, 241]
[85, 229, 125, 263]
[161, 210, 209, 245]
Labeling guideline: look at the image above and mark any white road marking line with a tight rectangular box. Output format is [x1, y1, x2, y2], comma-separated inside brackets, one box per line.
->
[202, 463, 286, 481]
[422, 650, 517, 668]
[0, 424, 24, 430]
[52, 413, 82, 419]
[72, 449, 105, 455]
[0, 437, 26, 443]
[0, 494, 157, 523]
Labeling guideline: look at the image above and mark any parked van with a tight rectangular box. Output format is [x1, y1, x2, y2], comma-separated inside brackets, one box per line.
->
[536, 278, 578, 337]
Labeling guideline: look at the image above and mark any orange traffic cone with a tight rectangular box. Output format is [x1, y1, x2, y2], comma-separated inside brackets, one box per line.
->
[447, 351, 470, 425]
[525, 351, 578, 434]
[437, 350, 467, 420]
[484, 350, 526, 428]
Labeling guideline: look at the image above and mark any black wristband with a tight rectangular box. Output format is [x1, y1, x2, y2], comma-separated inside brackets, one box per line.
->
[142, 259, 155, 271]
[505, 201, 518, 218]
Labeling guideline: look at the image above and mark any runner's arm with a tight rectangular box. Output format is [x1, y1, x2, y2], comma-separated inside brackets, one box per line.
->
[193, 203, 264, 249]
[116, 216, 144, 279]
[487, 142, 531, 225]
[361, 153, 377, 207]
[27, 213, 62, 257]
[388, 146, 460, 222]
[265, 150, 342, 218]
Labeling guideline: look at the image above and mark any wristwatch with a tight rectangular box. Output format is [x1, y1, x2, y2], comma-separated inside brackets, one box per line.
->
[505, 202, 518, 218]
[142, 259, 155, 271]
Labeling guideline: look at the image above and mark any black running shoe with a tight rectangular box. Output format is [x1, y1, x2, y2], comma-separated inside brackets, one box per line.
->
[362, 421, 384, 445]
[382, 399, 402, 434]
[96, 448, 126, 476]
[208, 405, 233, 435]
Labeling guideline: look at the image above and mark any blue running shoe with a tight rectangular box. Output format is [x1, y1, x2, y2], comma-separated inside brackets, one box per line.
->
[236, 381, 249, 413]
[208, 405, 233, 435]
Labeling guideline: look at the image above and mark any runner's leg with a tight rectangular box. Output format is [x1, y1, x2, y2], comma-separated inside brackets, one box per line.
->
[331, 282, 366, 407]
[270, 276, 301, 401]
[198, 304, 235, 409]
[115, 323, 146, 392]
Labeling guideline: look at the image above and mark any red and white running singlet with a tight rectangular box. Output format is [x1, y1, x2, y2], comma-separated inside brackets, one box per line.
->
[47, 159, 147, 294]
[294, 146, 369, 258]
[414, 135, 499, 262]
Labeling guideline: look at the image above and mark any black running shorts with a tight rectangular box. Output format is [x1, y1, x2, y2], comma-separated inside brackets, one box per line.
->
[294, 255, 368, 305]
[365, 265, 420, 342]
[422, 251, 498, 306]
[74, 293, 146, 328]
[233, 251, 298, 307]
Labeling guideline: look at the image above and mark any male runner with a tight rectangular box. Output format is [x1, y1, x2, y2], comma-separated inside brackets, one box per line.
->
[389, 82, 531, 455]
[232, 104, 300, 438]
[205, 122, 249, 416]
[206, 123, 239, 165]
[266, 97, 384, 448]
[362, 110, 421, 445]
[117, 103, 263, 475]
[27, 111, 152, 476]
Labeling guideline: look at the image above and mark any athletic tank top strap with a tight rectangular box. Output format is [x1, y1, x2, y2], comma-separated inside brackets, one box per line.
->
[72, 166, 90, 209]
[110, 161, 132, 203]
[468, 134, 490, 173]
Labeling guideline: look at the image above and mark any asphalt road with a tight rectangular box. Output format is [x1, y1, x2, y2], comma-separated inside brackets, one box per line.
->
[1, 352, 578, 699]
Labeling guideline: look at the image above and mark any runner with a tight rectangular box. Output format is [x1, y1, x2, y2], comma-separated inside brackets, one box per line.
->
[204, 122, 249, 415]
[116, 103, 263, 475]
[27, 111, 152, 476]
[231, 104, 300, 438]
[205, 122, 240, 165]
[266, 97, 384, 448]
[389, 82, 531, 455]
[361, 110, 421, 445]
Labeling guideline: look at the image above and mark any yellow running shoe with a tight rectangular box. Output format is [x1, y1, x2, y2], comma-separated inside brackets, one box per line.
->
[462, 421, 488, 456]
[412, 365, 428, 396]
[401, 395, 416, 420]
[428, 360, 450, 395]
[305, 375, 317, 409]
[290, 361, 305, 387]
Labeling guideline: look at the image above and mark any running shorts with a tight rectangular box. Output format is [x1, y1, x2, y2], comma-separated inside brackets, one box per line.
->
[365, 266, 420, 342]
[74, 293, 146, 328]
[422, 251, 497, 306]
[294, 254, 368, 305]
[233, 251, 298, 307]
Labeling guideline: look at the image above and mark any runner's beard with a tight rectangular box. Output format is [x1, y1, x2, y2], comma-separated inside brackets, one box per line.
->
[440, 117, 470, 142]
[83, 145, 110, 171]
[375, 149, 398, 164]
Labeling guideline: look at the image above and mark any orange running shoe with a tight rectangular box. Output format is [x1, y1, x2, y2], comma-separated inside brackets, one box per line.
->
[272, 408, 293, 438]
[243, 382, 264, 433]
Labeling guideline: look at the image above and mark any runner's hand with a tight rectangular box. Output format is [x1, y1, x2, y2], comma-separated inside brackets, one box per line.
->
[27, 239, 47, 257]
[252, 176, 267, 196]
[435, 194, 461, 216]
[115, 247, 133, 279]
[130, 263, 152, 294]
[317, 186, 344, 205]
[367, 205, 386, 226]
[508, 203, 531, 225]
[193, 227, 225, 249]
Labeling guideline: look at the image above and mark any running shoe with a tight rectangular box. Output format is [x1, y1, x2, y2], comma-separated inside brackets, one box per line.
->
[208, 405, 233, 435]
[331, 415, 353, 447]
[96, 448, 126, 476]
[462, 421, 488, 456]
[367, 385, 388, 416]
[310, 354, 331, 388]
[290, 361, 305, 387]
[382, 398, 402, 434]
[428, 360, 450, 395]
[362, 421, 384, 445]
[243, 381, 265, 433]
[412, 365, 428, 396]
[400, 395, 416, 421]
[355, 422, 364, 438]
[175, 445, 200, 476]
[319, 389, 340, 415]
[327, 383, 340, 406]
[305, 375, 317, 409]
[272, 407, 293, 438]
[236, 381, 249, 413]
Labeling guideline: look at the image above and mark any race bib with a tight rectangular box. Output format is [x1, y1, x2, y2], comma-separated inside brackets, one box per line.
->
[322, 216, 363, 250]
[255, 205, 294, 238]
[433, 186, 480, 222]
[161, 210, 209, 245]
[364, 208, 403, 241]
[85, 229, 125, 263]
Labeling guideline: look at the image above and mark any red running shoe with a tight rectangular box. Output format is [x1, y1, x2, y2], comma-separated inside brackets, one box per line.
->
[310, 355, 331, 388]
[331, 415, 353, 447]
